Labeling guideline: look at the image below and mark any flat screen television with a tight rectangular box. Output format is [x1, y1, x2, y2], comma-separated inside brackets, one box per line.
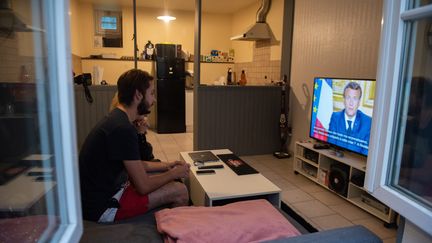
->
[309, 78, 376, 156]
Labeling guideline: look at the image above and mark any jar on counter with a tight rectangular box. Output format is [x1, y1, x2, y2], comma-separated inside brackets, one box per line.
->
[239, 70, 247, 86]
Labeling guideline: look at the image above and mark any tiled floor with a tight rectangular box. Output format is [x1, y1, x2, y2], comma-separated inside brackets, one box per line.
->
[146, 131, 398, 243]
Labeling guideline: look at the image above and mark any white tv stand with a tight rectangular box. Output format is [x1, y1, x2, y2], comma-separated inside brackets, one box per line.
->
[294, 141, 396, 226]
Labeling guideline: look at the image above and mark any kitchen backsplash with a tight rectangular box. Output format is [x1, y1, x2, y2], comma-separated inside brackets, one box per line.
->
[234, 40, 281, 85]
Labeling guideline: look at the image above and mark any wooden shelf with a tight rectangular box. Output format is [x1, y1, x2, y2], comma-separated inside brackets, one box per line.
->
[294, 155, 318, 168]
[294, 141, 396, 224]
[295, 169, 318, 182]
[81, 57, 233, 64]
[349, 197, 396, 222]
[349, 182, 365, 191]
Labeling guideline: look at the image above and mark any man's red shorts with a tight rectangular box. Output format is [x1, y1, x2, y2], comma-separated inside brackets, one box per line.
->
[114, 184, 149, 221]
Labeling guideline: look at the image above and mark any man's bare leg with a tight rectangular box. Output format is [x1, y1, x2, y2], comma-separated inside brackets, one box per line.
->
[147, 181, 189, 210]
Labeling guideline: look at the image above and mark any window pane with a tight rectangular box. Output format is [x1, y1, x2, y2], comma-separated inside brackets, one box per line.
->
[409, 0, 432, 9]
[101, 16, 117, 30]
[392, 17, 432, 208]
[0, 0, 71, 241]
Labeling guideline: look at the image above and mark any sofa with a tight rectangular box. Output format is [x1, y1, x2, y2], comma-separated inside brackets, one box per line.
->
[80, 205, 382, 243]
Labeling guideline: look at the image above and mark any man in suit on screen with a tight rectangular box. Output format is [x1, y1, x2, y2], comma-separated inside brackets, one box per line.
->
[327, 82, 371, 155]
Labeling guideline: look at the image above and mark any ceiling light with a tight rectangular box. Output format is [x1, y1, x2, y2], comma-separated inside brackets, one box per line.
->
[157, 15, 176, 22]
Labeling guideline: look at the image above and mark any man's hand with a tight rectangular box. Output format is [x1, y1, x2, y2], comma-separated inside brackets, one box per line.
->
[167, 160, 188, 169]
[133, 116, 148, 134]
[169, 164, 190, 179]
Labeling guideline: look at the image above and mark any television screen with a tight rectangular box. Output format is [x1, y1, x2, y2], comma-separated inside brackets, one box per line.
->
[310, 78, 376, 156]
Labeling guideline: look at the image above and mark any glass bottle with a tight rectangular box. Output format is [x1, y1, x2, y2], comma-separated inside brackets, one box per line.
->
[240, 70, 247, 86]
[227, 68, 233, 85]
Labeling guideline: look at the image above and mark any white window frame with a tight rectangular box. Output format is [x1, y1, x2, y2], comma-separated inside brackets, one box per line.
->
[41, 0, 82, 242]
[365, 0, 432, 236]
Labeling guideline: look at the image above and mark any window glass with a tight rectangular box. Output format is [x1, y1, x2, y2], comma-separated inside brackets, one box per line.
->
[409, 0, 432, 8]
[94, 10, 123, 48]
[390, 16, 432, 208]
[101, 16, 117, 30]
[0, 0, 79, 242]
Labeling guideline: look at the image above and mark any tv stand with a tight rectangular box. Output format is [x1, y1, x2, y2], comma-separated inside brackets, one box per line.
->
[294, 141, 396, 226]
[329, 147, 344, 158]
[312, 143, 330, 150]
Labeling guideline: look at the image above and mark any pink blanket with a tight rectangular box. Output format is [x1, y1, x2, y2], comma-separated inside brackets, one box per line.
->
[155, 199, 301, 243]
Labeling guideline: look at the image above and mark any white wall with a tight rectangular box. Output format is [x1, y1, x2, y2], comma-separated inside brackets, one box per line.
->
[289, 0, 383, 153]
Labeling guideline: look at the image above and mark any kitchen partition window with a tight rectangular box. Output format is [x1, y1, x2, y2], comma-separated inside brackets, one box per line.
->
[0, 0, 81, 242]
[94, 9, 123, 48]
[366, 0, 432, 236]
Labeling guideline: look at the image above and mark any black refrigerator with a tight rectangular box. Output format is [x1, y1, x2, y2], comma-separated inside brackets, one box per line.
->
[155, 56, 186, 133]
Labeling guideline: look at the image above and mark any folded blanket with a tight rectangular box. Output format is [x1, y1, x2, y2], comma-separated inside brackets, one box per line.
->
[155, 199, 301, 243]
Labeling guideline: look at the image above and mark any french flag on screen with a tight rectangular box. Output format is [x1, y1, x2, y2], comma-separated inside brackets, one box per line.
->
[310, 78, 333, 141]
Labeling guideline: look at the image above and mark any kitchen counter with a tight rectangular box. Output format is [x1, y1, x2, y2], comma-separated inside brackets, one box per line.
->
[82, 57, 233, 64]
[200, 84, 280, 88]
[196, 85, 282, 156]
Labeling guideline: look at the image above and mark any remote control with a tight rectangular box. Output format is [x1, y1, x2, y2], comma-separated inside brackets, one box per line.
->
[313, 144, 330, 149]
[197, 165, 224, 169]
[196, 169, 215, 174]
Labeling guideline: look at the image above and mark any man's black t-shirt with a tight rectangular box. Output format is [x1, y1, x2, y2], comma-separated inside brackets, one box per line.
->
[79, 108, 140, 221]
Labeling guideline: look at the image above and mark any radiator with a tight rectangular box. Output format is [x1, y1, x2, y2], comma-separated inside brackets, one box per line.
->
[196, 86, 281, 156]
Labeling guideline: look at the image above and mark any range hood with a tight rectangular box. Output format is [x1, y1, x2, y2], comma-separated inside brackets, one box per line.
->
[0, 0, 43, 32]
[231, 0, 272, 41]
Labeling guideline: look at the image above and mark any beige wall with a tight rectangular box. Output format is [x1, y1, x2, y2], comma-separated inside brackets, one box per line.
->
[289, 0, 383, 153]
[231, 1, 258, 63]
[69, 0, 83, 56]
[70, 1, 232, 59]
[230, 0, 284, 84]
[231, 0, 284, 63]
[81, 59, 154, 84]
[70, 0, 234, 84]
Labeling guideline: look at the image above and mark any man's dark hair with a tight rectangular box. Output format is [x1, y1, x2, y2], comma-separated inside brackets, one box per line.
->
[343, 82, 362, 98]
[117, 69, 153, 106]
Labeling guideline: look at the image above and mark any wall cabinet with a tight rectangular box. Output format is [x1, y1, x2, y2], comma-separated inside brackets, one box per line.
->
[294, 141, 397, 226]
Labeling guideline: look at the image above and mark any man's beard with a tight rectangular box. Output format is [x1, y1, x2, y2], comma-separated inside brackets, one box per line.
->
[137, 100, 150, 115]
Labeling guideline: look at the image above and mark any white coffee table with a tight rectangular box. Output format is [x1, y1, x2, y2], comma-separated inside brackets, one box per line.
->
[180, 149, 281, 207]
[0, 166, 55, 214]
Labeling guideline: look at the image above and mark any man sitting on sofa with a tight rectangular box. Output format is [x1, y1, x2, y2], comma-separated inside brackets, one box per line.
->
[79, 69, 190, 222]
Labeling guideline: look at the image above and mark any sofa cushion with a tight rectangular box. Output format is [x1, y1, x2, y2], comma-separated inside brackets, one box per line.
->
[264, 225, 382, 243]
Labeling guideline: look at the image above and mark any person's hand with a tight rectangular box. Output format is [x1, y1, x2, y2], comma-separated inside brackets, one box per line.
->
[133, 116, 148, 134]
[167, 160, 188, 168]
[170, 164, 190, 179]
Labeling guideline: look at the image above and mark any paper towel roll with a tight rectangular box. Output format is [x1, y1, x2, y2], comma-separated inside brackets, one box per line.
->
[92, 66, 104, 85]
